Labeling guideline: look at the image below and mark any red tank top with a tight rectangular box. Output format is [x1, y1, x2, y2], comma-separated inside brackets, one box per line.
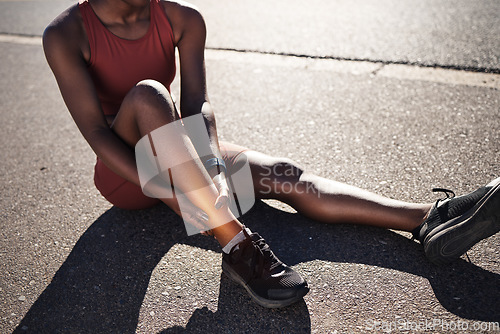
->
[79, 0, 176, 116]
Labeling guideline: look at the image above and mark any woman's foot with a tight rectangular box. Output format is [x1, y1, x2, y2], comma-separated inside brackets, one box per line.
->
[413, 177, 500, 265]
[222, 228, 309, 308]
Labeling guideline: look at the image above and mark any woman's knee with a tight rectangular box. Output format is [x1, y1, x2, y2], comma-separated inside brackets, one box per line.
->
[123, 79, 177, 123]
[253, 157, 305, 198]
[267, 158, 304, 180]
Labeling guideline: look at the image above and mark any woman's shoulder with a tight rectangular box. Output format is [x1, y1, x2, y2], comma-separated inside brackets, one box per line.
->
[160, 0, 202, 16]
[43, 4, 88, 60]
[44, 4, 85, 39]
[159, 0, 206, 44]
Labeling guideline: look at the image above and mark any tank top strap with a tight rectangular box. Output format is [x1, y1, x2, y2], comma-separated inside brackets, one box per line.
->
[150, 0, 176, 52]
[79, 1, 101, 66]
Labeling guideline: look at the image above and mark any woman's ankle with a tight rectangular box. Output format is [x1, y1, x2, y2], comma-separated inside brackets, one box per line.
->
[212, 219, 244, 247]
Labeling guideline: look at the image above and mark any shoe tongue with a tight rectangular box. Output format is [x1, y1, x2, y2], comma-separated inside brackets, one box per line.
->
[435, 197, 450, 209]
[231, 244, 240, 253]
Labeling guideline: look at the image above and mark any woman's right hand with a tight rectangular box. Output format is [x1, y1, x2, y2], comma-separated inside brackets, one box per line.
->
[174, 194, 214, 237]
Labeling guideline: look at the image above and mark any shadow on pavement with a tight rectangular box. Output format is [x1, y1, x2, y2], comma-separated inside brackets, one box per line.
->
[14, 200, 499, 333]
[14, 206, 185, 333]
[13, 204, 311, 334]
[159, 276, 310, 334]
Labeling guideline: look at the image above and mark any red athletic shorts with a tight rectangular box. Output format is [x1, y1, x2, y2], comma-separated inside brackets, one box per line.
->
[94, 141, 250, 210]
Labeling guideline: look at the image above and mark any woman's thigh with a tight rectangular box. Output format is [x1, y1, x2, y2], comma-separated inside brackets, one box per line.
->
[94, 157, 162, 210]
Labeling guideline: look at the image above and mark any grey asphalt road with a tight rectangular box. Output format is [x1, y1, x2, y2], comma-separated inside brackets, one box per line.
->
[1, 1, 499, 333]
[1, 0, 499, 72]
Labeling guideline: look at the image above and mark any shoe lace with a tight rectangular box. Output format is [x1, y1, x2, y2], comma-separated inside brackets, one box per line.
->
[411, 188, 456, 242]
[432, 188, 456, 203]
[243, 230, 280, 278]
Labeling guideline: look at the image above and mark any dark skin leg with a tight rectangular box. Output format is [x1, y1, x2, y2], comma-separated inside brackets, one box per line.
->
[109, 80, 243, 246]
[222, 147, 431, 232]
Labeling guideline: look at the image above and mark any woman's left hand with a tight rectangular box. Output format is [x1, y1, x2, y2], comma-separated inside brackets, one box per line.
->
[212, 172, 230, 209]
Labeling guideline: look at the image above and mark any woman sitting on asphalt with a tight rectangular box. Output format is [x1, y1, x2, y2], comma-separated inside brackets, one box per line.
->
[43, 0, 500, 308]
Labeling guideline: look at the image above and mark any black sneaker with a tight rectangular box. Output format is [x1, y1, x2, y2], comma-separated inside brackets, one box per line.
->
[413, 177, 500, 265]
[222, 229, 309, 308]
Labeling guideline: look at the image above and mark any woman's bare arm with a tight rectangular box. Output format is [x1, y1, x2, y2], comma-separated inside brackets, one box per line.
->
[43, 7, 141, 186]
[166, 2, 230, 206]
[166, 2, 223, 164]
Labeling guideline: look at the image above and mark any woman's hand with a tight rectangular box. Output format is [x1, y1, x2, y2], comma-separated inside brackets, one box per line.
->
[182, 170, 230, 236]
[213, 172, 230, 210]
[174, 194, 213, 236]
